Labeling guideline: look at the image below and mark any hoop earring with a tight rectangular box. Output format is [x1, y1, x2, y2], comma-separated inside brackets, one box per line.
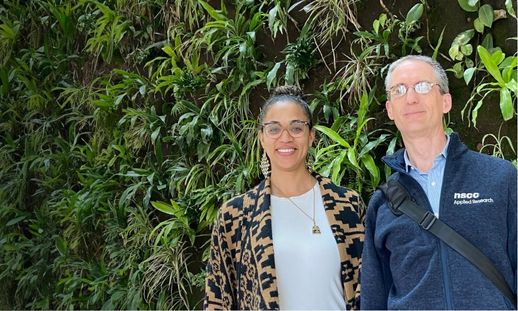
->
[260, 151, 271, 177]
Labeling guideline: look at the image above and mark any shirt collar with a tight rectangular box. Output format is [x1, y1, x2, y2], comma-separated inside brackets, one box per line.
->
[404, 134, 450, 173]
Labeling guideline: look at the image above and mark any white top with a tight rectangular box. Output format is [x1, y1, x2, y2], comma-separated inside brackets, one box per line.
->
[271, 182, 346, 310]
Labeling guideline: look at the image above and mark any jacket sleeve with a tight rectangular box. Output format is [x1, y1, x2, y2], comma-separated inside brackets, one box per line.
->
[507, 166, 517, 294]
[354, 196, 367, 309]
[204, 204, 236, 310]
[360, 190, 392, 310]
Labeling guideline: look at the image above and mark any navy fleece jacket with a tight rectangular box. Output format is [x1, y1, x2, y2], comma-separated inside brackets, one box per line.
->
[361, 133, 517, 309]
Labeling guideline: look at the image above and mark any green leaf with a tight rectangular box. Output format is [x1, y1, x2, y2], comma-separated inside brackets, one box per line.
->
[460, 44, 473, 56]
[405, 3, 424, 24]
[505, 0, 516, 18]
[56, 237, 67, 256]
[473, 18, 484, 33]
[449, 29, 475, 60]
[199, 0, 226, 21]
[500, 88, 514, 120]
[479, 4, 494, 28]
[506, 79, 517, 94]
[267, 62, 281, 90]
[268, 5, 278, 31]
[357, 92, 370, 125]
[361, 154, 380, 187]
[471, 99, 484, 127]
[477, 45, 505, 85]
[285, 63, 295, 85]
[481, 33, 494, 50]
[6, 215, 25, 226]
[331, 151, 347, 183]
[491, 49, 505, 66]
[373, 19, 380, 34]
[432, 26, 446, 60]
[151, 127, 160, 145]
[452, 62, 464, 79]
[151, 201, 175, 216]
[453, 29, 476, 45]
[457, 0, 479, 12]
[354, 31, 376, 40]
[0, 23, 18, 40]
[448, 46, 460, 61]
[347, 148, 358, 168]
[314, 125, 351, 148]
[463, 67, 476, 85]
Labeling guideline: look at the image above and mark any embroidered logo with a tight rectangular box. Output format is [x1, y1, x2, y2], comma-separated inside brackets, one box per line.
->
[453, 192, 494, 205]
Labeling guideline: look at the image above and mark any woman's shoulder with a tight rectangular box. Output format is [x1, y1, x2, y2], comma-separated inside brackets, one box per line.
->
[219, 180, 265, 214]
[317, 174, 361, 199]
[316, 173, 365, 219]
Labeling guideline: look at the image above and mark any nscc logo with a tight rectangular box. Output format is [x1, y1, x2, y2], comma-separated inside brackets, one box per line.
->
[454, 192, 480, 199]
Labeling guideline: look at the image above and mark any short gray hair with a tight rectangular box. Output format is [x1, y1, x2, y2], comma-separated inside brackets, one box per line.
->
[385, 55, 449, 96]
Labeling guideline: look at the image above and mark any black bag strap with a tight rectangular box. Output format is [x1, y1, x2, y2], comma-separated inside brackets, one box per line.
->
[379, 179, 517, 308]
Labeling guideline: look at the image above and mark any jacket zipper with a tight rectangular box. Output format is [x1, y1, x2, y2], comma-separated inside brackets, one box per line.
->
[439, 241, 454, 309]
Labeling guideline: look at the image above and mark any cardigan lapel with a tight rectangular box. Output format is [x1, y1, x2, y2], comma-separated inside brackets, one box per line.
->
[315, 172, 361, 309]
[248, 173, 362, 310]
[249, 177, 280, 309]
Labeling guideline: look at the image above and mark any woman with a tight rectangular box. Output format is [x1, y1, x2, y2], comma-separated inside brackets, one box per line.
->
[204, 86, 365, 310]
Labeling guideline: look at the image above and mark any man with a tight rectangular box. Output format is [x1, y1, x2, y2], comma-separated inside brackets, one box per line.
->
[361, 55, 516, 309]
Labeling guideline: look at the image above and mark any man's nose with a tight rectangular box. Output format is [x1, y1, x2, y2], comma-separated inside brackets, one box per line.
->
[405, 87, 419, 104]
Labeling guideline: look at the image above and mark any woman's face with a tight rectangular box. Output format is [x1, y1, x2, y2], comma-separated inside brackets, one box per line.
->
[259, 100, 315, 175]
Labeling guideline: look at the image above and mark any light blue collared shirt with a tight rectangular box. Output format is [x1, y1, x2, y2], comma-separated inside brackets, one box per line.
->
[404, 135, 450, 217]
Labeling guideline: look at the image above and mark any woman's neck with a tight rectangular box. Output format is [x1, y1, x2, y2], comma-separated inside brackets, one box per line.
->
[270, 169, 315, 197]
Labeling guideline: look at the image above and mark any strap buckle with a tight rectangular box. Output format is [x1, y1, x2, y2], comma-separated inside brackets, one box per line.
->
[419, 211, 437, 230]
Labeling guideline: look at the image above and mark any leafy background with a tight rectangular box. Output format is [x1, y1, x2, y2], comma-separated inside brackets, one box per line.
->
[0, 0, 516, 309]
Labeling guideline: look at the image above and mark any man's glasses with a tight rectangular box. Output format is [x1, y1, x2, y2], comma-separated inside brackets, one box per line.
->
[261, 120, 310, 139]
[388, 81, 442, 99]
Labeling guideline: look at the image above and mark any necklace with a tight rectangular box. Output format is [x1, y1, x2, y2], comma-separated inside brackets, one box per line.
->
[275, 184, 321, 234]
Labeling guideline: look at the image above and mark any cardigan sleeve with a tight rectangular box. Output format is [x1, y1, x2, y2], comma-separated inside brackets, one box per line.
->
[204, 204, 237, 310]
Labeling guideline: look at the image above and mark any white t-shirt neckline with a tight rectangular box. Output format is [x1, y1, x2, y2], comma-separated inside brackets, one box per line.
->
[270, 182, 347, 310]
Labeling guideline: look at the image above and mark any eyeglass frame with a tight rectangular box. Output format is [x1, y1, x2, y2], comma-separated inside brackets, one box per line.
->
[260, 120, 312, 139]
[387, 81, 444, 99]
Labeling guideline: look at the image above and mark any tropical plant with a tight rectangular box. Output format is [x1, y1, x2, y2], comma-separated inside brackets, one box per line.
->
[462, 45, 517, 126]
[313, 92, 393, 195]
[0, 1, 515, 309]
[335, 3, 425, 104]
[291, 0, 360, 69]
[479, 125, 517, 166]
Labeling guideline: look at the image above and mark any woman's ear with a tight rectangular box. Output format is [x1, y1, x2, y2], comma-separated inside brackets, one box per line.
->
[258, 130, 265, 148]
[309, 128, 316, 146]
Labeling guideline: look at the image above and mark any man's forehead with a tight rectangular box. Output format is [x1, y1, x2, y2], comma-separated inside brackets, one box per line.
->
[394, 60, 432, 71]
[392, 60, 434, 80]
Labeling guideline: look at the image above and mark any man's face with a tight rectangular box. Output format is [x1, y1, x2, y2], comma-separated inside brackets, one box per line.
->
[385, 60, 452, 138]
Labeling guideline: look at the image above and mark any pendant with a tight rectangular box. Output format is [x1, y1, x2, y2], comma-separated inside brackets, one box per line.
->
[312, 224, 321, 234]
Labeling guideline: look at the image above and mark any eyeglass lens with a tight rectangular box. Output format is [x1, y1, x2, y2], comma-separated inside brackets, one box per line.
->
[391, 81, 434, 98]
[263, 121, 308, 138]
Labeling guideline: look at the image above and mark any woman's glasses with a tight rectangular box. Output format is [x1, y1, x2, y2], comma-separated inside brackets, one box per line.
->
[261, 120, 310, 139]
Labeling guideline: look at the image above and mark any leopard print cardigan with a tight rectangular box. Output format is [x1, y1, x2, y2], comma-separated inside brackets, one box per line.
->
[204, 172, 365, 310]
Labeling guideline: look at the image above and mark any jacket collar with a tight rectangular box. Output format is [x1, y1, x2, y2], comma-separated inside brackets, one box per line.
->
[382, 132, 468, 173]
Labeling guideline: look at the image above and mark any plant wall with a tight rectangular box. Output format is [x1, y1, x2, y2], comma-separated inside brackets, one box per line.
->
[0, 0, 515, 309]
